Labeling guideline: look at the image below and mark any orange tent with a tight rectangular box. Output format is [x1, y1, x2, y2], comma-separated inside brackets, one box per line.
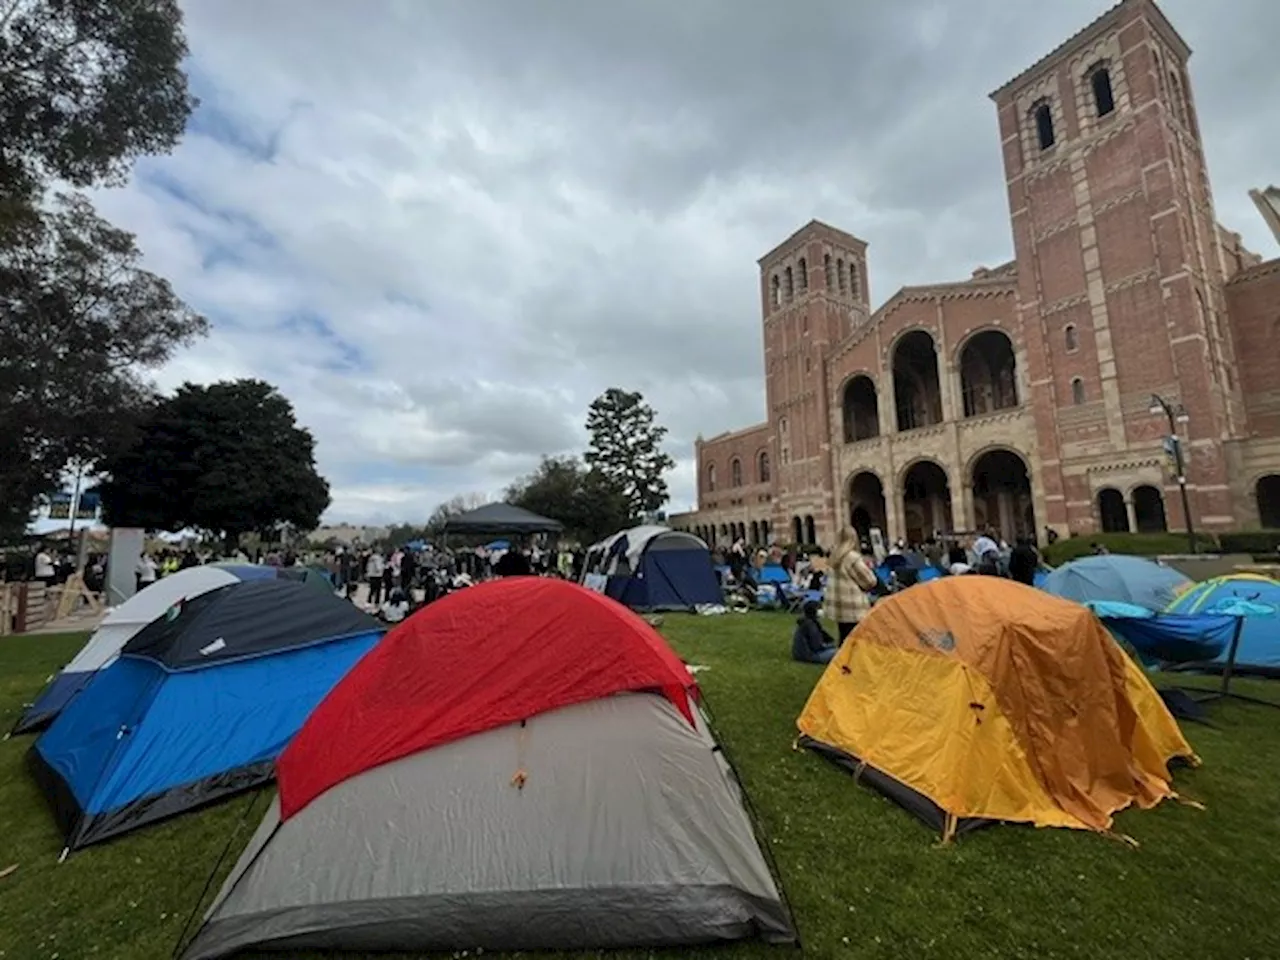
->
[797, 576, 1198, 839]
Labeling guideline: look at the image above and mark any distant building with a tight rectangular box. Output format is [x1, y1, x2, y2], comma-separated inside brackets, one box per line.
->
[1251, 186, 1280, 244]
[671, 0, 1280, 548]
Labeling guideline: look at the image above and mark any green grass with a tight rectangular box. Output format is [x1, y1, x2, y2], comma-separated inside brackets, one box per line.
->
[2, 618, 1279, 960]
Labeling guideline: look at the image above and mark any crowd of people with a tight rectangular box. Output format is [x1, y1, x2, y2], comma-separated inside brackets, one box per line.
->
[778, 528, 1054, 666]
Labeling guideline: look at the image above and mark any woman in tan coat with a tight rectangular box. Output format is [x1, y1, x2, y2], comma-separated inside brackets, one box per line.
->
[829, 531, 878, 641]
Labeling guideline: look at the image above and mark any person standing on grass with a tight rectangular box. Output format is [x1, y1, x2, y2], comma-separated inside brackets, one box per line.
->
[829, 529, 878, 642]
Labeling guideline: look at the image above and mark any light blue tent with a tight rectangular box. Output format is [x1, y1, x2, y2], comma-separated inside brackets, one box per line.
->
[1041, 554, 1190, 611]
[1166, 575, 1280, 676]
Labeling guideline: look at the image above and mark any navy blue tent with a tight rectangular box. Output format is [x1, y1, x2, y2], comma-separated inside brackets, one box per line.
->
[583, 526, 723, 611]
[29, 579, 382, 852]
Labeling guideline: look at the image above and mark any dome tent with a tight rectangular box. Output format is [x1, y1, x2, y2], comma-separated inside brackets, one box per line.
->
[581, 525, 723, 611]
[30, 579, 382, 851]
[179, 578, 794, 959]
[1166, 574, 1280, 676]
[11, 563, 286, 735]
[798, 576, 1197, 838]
[1041, 554, 1191, 611]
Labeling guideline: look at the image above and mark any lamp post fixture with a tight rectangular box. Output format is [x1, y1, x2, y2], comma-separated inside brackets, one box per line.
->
[1149, 393, 1196, 554]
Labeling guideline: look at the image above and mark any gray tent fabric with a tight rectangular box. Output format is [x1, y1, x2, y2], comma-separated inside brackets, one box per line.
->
[181, 693, 795, 958]
[441, 502, 563, 535]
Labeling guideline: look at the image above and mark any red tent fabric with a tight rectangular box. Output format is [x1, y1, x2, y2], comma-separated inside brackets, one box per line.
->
[277, 577, 697, 820]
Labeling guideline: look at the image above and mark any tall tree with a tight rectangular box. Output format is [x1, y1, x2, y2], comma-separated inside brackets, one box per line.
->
[0, 0, 197, 201]
[99, 380, 330, 552]
[0, 193, 207, 536]
[506, 455, 631, 545]
[584, 388, 675, 521]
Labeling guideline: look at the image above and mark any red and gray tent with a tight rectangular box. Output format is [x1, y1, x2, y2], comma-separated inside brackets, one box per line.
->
[181, 577, 795, 958]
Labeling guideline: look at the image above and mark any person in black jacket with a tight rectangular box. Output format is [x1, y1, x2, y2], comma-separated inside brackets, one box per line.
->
[791, 600, 839, 665]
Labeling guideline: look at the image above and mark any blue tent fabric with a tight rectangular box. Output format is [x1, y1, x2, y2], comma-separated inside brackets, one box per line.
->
[1041, 554, 1190, 611]
[1084, 600, 1235, 666]
[29, 580, 382, 851]
[600, 530, 722, 611]
[1167, 576, 1280, 675]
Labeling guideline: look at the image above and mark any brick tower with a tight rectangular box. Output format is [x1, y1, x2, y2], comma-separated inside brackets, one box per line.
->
[758, 221, 871, 546]
[991, 0, 1240, 536]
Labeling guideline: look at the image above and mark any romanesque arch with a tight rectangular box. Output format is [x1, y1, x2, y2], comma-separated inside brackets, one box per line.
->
[892, 330, 943, 431]
[901, 459, 952, 543]
[848, 471, 888, 541]
[803, 515, 817, 546]
[969, 447, 1035, 540]
[1132, 484, 1168, 533]
[841, 374, 880, 442]
[1097, 488, 1129, 532]
[958, 329, 1018, 418]
[1258, 475, 1280, 529]
[791, 516, 803, 545]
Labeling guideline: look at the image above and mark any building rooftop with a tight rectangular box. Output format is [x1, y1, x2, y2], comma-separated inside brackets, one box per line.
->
[1250, 186, 1280, 246]
[989, 0, 1190, 101]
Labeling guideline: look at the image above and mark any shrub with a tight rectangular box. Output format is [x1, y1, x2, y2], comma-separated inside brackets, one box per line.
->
[1217, 531, 1280, 556]
[1042, 531, 1216, 566]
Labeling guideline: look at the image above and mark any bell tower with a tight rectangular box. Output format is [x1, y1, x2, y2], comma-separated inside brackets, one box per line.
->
[758, 220, 869, 546]
[991, 0, 1239, 535]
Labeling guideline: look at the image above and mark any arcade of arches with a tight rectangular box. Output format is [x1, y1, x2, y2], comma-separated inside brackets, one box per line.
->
[687, 515, 820, 549]
[843, 449, 1037, 546]
[1095, 485, 1169, 533]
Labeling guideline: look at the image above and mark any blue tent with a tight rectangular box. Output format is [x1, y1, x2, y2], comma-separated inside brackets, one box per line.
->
[29, 579, 383, 852]
[12, 563, 326, 736]
[1166, 575, 1280, 676]
[584, 526, 723, 611]
[1041, 554, 1190, 611]
[1084, 600, 1234, 667]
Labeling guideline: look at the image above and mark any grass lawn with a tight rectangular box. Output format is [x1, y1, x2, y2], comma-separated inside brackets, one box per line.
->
[2, 616, 1279, 960]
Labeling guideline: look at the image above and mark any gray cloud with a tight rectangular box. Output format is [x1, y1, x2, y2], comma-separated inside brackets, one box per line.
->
[87, 0, 1280, 523]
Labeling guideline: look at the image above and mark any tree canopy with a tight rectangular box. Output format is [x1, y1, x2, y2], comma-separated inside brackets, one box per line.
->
[584, 388, 675, 521]
[0, 0, 197, 200]
[0, 193, 207, 538]
[506, 455, 630, 545]
[100, 380, 330, 550]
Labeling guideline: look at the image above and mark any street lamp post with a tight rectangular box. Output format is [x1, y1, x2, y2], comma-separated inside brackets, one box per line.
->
[1149, 394, 1196, 554]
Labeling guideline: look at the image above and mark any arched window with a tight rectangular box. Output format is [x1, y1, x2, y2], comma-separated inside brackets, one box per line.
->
[1090, 65, 1115, 117]
[1033, 101, 1055, 150]
[849, 262, 860, 299]
[771, 274, 781, 307]
[1064, 324, 1078, 351]
[824, 253, 834, 291]
[758, 450, 770, 483]
[797, 258, 809, 292]
[706, 464, 717, 491]
[780, 417, 788, 434]
[730, 458, 743, 487]
[837, 258, 846, 293]
[1071, 377, 1086, 405]
[784, 266, 794, 301]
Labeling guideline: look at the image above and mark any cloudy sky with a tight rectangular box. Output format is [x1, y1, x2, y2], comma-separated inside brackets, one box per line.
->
[86, 0, 1280, 526]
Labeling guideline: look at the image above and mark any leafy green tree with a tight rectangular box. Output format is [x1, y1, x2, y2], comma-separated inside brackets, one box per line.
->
[0, 193, 207, 537]
[99, 380, 330, 553]
[584, 388, 675, 521]
[0, 0, 197, 201]
[506, 455, 630, 545]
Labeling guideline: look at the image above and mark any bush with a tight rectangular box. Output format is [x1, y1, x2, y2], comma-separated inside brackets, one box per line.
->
[1217, 531, 1280, 556]
[1041, 531, 1216, 566]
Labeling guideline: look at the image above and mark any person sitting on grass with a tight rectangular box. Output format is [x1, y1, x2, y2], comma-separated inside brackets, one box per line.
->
[792, 600, 839, 665]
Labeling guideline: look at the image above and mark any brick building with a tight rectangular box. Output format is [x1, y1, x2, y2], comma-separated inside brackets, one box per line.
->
[670, 0, 1280, 550]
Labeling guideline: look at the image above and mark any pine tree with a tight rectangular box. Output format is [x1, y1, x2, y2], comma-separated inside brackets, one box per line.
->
[584, 388, 675, 521]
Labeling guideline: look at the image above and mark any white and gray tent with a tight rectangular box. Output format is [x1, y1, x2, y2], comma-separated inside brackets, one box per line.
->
[180, 577, 794, 958]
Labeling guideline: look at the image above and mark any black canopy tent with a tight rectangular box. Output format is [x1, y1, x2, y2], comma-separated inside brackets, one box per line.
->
[441, 503, 564, 537]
